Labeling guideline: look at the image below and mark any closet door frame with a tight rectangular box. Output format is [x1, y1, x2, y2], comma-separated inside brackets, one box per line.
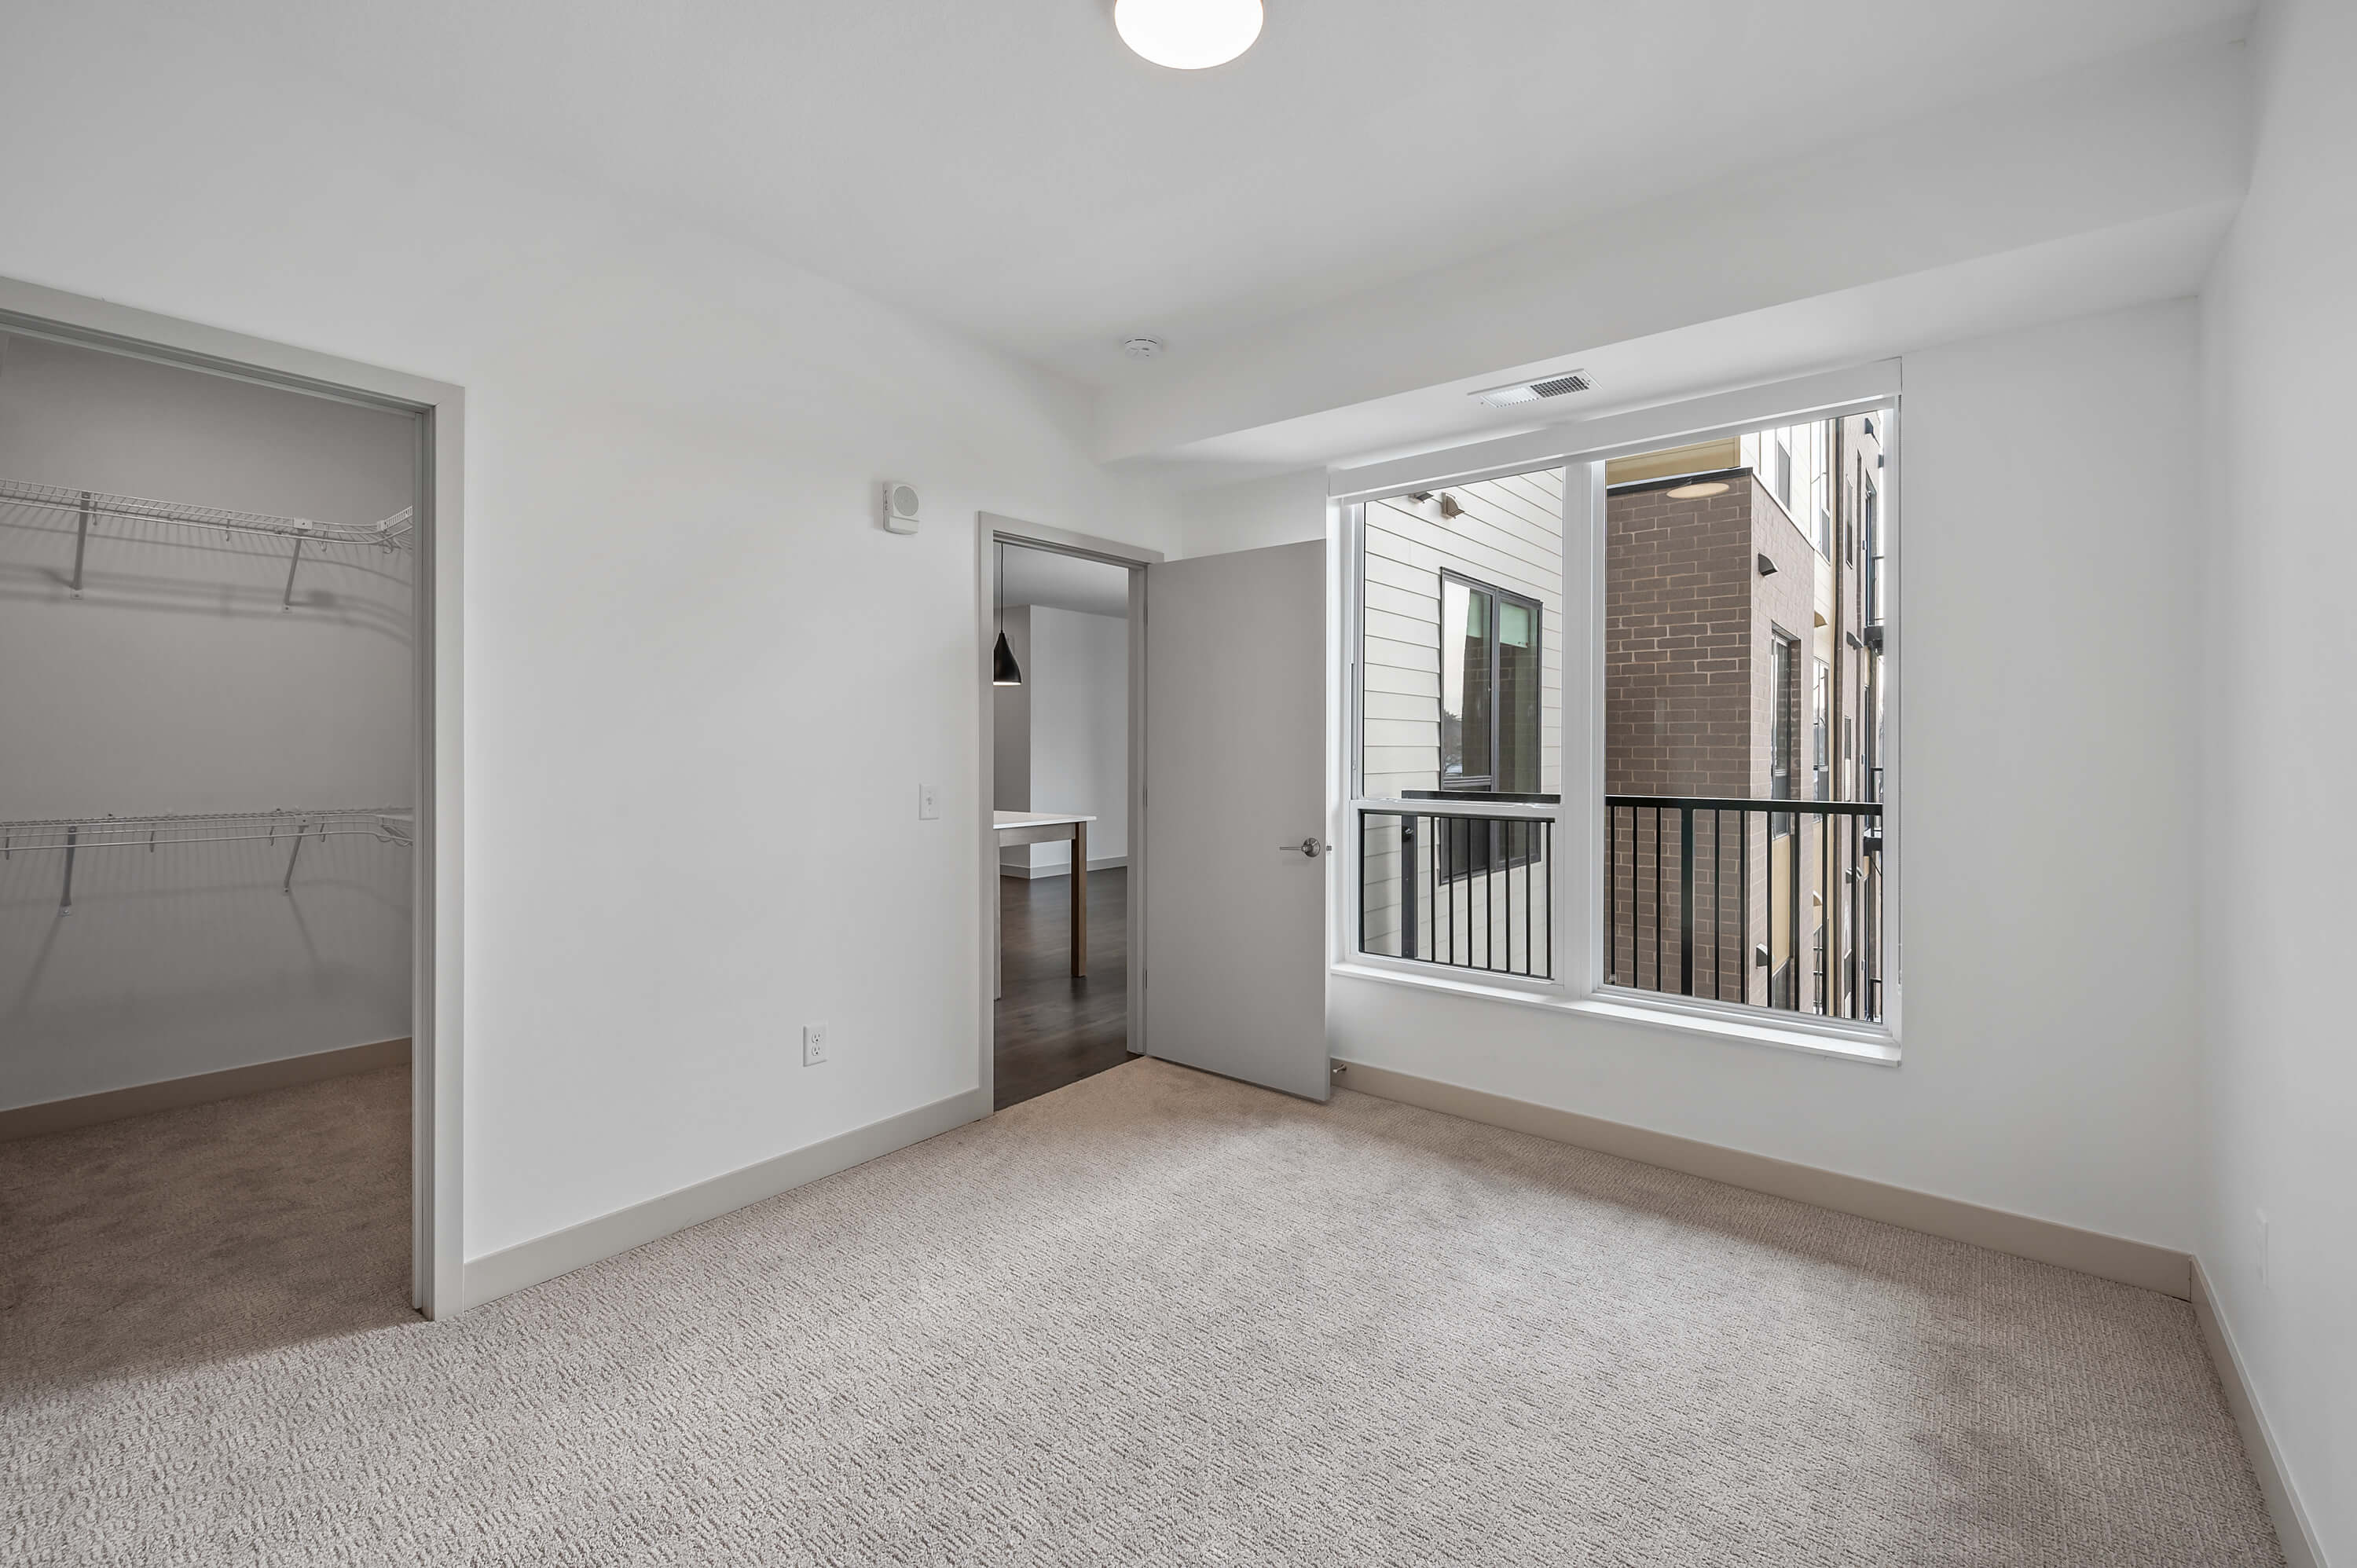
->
[0, 274, 469, 1321]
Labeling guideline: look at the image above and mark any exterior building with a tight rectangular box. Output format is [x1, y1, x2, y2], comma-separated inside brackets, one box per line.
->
[1350, 418, 1887, 1018]
[1357, 471, 1564, 974]
[1601, 417, 1886, 1017]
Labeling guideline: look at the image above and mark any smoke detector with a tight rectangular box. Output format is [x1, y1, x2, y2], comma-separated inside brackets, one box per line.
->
[1472, 369, 1593, 408]
[1123, 337, 1166, 361]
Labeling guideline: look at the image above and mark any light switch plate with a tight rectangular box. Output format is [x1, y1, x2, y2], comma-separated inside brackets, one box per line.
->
[918, 783, 940, 820]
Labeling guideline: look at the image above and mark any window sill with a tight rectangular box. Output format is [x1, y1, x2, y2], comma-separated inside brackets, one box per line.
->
[1329, 960, 1901, 1068]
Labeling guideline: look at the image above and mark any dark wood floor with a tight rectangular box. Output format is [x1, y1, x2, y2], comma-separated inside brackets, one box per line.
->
[995, 866, 1129, 1111]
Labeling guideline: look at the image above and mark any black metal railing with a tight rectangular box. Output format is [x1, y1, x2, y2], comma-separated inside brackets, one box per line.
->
[1604, 793, 1882, 1021]
[1359, 808, 1554, 980]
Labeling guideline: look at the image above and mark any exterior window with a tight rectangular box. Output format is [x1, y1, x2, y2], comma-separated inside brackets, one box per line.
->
[1812, 658, 1831, 800]
[1769, 632, 1798, 824]
[1604, 408, 1893, 1025]
[1354, 475, 1562, 980]
[1349, 401, 1894, 1032]
[1863, 482, 1882, 625]
[1439, 573, 1541, 794]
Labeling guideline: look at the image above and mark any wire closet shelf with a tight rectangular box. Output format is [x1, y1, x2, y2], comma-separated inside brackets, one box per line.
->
[0, 475, 413, 604]
[0, 808, 414, 913]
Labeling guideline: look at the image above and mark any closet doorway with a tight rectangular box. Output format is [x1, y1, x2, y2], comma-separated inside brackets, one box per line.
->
[979, 518, 1156, 1111]
[0, 280, 462, 1328]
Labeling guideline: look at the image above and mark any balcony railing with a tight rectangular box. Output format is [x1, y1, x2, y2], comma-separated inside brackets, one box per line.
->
[1606, 794, 1882, 1022]
[1359, 803, 1554, 980]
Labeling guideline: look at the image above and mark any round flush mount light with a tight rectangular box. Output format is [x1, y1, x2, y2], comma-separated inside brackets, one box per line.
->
[1115, 0, 1264, 69]
[1123, 336, 1166, 360]
[1666, 479, 1732, 500]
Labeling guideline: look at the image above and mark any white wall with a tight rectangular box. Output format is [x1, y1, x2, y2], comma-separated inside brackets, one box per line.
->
[1180, 470, 1329, 559]
[0, 335, 413, 1107]
[1013, 606, 1128, 874]
[2198, 0, 2354, 1557]
[0, 5, 1175, 1258]
[1329, 300, 2209, 1254]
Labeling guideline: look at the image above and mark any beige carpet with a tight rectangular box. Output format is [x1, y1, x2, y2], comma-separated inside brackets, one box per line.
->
[2, 1058, 2278, 1566]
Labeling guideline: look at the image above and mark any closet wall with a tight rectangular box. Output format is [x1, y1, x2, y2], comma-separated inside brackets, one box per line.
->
[0, 334, 414, 1110]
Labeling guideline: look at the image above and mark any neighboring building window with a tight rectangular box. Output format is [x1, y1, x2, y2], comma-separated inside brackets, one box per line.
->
[1742, 419, 1833, 556]
[1439, 572, 1541, 795]
[1812, 658, 1831, 800]
[1863, 481, 1882, 625]
[1770, 631, 1798, 825]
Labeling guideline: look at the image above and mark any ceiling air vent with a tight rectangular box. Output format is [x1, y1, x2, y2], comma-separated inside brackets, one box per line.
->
[1471, 370, 1593, 408]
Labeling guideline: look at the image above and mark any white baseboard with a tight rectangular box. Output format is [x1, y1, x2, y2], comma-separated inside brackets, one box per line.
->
[2191, 1257, 2328, 1568]
[461, 1086, 991, 1310]
[999, 855, 1127, 879]
[0, 1038, 412, 1141]
[1332, 1058, 2191, 1299]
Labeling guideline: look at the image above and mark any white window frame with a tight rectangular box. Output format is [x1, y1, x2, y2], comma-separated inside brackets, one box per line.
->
[1331, 362, 1904, 1064]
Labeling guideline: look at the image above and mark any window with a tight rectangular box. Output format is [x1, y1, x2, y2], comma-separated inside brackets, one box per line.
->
[1353, 474, 1563, 980]
[1439, 573, 1541, 795]
[1862, 481, 1882, 626]
[1741, 421, 1833, 555]
[1345, 394, 1895, 1039]
[1811, 658, 1831, 801]
[1601, 407, 1893, 1028]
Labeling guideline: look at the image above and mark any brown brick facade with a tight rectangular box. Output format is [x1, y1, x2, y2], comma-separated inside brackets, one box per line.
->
[1604, 413, 1885, 1017]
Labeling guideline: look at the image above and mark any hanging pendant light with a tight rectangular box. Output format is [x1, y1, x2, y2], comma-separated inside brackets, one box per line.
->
[993, 541, 1024, 687]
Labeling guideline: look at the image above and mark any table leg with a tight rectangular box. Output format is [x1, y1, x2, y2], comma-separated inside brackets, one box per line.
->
[1070, 821, 1088, 977]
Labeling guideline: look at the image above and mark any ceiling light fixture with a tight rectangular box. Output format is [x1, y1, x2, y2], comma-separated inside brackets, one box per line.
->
[1665, 479, 1732, 500]
[1115, 0, 1263, 69]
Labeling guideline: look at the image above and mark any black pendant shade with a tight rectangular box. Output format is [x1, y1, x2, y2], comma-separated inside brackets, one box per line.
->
[992, 540, 1025, 686]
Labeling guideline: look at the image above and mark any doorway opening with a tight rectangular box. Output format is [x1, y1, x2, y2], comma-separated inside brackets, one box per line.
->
[0, 295, 456, 1344]
[988, 535, 1143, 1110]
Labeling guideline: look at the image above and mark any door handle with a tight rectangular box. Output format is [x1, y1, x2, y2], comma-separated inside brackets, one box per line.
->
[1280, 838, 1327, 859]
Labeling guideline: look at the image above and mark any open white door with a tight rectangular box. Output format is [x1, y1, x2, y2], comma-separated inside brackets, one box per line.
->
[1144, 540, 1329, 1101]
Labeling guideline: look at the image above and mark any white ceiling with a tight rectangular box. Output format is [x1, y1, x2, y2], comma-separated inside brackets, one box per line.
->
[1162, 200, 2240, 483]
[998, 545, 1131, 620]
[258, 0, 2249, 391]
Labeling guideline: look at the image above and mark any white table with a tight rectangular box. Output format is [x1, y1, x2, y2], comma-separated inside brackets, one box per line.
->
[994, 811, 1096, 990]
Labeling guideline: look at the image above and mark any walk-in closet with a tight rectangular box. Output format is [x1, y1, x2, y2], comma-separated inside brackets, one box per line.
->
[0, 331, 419, 1365]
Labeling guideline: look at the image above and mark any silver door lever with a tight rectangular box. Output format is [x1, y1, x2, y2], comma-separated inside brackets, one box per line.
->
[1280, 838, 1326, 858]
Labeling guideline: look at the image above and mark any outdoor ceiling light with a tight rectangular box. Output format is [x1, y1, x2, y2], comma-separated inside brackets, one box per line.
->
[1115, 0, 1264, 69]
[1666, 479, 1732, 500]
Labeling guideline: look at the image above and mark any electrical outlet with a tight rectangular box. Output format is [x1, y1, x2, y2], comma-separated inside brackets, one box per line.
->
[802, 1022, 830, 1067]
[918, 783, 940, 820]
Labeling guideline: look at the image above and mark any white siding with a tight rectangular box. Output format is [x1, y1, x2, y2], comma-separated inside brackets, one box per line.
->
[1357, 470, 1563, 964]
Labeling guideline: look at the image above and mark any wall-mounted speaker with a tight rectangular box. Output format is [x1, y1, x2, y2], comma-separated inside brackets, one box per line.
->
[882, 480, 921, 534]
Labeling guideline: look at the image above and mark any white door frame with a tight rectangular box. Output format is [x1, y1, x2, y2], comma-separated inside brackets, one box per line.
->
[974, 514, 1162, 1106]
[0, 274, 468, 1320]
